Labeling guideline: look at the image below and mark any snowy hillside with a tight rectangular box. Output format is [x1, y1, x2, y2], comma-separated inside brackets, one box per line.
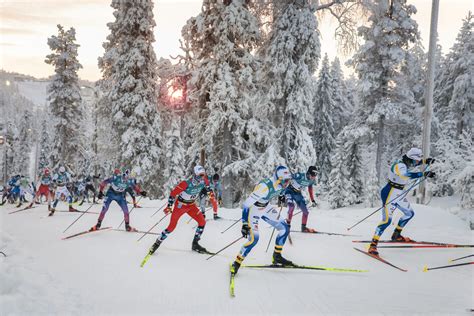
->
[1, 197, 472, 315]
[16, 80, 49, 108]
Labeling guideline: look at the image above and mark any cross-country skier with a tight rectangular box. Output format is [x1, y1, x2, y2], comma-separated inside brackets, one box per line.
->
[368, 148, 435, 255]
[80, 174, 99, 205]
[27, 168, 53, 210]
[281, 166, 318, 232]
[125, 170, 146, 208]
[230, 166, 293, 275]
[146, 165, 218, 256]
[7, 175, 21, 205]
[49, 166, 77, 215]
[198, 173, 220, 219]
[90, 168, 146, 232]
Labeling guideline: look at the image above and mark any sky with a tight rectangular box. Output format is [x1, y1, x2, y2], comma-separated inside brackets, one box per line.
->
[0, 0, 472, 81]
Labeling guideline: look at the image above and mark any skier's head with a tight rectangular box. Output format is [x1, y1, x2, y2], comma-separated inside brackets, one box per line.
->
[403, 148, 423, 167]
[306, 166, 318, 180]
[44, 168, 50, 175]
[194, 165, 206, 177]
[113, 168, 121, 176]
[212, 173, 220, 182]
[274, 165, 292, 188]
[59, 166, 66, 173]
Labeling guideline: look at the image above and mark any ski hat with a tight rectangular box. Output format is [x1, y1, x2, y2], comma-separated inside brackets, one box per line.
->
[406, 148, 423, 161]
[44, 168, 50, 175]
[212, 173, 220, 181]
[275, 165, 292, 181]
[307, 166, 317, 178]
[194, 165, 206, 176]
[59, 166, 66, 173]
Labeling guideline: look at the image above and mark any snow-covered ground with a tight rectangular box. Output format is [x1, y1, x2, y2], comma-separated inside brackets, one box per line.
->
[1, 197, 472, 315]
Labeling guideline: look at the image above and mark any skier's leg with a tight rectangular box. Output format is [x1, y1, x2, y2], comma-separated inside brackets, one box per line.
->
[391, 197, 414, 241]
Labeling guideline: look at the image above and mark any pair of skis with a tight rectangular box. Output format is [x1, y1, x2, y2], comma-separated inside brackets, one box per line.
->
[353, 239, 474, 272]
[229, 263, 368, 297]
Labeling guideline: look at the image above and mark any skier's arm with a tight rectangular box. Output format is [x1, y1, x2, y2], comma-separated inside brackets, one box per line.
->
[168, 180, 188, 202]
[99, 178, 112, 192]
[395, 164, 423, 180]
[308, 185, 316, 203]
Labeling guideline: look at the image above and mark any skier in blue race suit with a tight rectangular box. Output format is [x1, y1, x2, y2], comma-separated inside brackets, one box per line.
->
[368, 148, 435, 255]
[90, 168, 146, 232]
[281, 166, 318, 233]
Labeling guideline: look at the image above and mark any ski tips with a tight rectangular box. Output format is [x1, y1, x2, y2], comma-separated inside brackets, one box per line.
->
[422, 265, 428, 272]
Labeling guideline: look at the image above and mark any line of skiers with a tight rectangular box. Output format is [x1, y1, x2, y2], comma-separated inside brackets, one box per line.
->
[2, 147, 435, 275]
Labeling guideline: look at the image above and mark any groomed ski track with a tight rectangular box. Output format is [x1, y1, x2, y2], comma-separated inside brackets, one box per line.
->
[1, 198, 472, 315]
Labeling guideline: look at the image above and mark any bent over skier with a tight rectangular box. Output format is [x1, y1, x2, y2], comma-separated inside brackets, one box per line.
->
[231, 166, 293, 275]
[368, 148, 435, 255]
[90, 168, 146, 232]
[146, 165, 218, 255]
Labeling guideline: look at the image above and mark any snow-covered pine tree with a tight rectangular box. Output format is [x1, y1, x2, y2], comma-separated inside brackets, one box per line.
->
[45, 25, 84, 170]
[432, 13, 473, 199]
[183, 0, 271, 206]
[313, 54, 336, 184]
[348, 0, 420, 185]
[261, 0, 320, 172]
[327, 137, 347, 209]
[330, 57, 353, 135]
[98, 0, 162, 196]
[12, 111, 32, 175]
[364, 163, 379, 207]
[163, 118, 185, 192]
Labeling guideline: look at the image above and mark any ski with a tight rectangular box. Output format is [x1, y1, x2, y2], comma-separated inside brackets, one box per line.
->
[378, 244, 474, 249]
[353, 240, 470, 246]
[192, 248, 216, 256]
[140, 253, 152, 268]
[290, 230, 359, 237]
[242, 264, 368, 273]
[354, 247, 407, 272]
[62, 227, 112, 240]
[112, 228, 160, 235]
[423, 261, 474, 272]
[229, 263, 236, 297]
[8, 205, 35, 214]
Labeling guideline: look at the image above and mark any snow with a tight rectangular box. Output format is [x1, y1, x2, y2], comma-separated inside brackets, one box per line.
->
[1, 196, 472, 315]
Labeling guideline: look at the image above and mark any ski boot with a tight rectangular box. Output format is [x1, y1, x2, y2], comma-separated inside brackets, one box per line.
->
[301, 224, 316, 233]
[125, 223, 137, 232]
[213, 213, 221, 220]
[79, 200, 84, 206]
[48, 208, 56, 216]
[231, 261, 241, 275]
[391, 228, 412, 242]
[90, 220, 102, 231]
[133, 204, 142, 208]
[367, 245, 379, 256]
[69, 206, 79, 212]
[16, 201, 22, 208]
[148, 240, 162, 255]
[192, 239, 209, 254]
[272, 252, 294, 266]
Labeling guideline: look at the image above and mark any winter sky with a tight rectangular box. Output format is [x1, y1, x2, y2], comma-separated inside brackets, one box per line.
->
[0, 0, 472, 81]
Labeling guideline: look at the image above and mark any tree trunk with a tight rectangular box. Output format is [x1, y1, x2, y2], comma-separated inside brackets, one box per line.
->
[375, 115, 385, 187]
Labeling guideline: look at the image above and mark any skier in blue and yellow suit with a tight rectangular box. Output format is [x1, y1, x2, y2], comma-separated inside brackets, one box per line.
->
[368, 148, 435, 255]
[231, 166, 293, 275]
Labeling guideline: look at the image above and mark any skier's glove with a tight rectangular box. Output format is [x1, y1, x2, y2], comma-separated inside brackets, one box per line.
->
[424, 171, 436, 178]
[164, 206, 172, 215]
[311, 200, 317, 207]
[425, 158, 435, 165]
[241, 223, 250, 238]
[140, 190, 147, 197]
[97, 191, 104, 199]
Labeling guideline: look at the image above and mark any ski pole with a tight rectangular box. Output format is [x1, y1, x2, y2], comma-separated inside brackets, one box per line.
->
[117, 196, 143, 229]
[265, 206, 283, 253]
[0, 251, 6, 257]
[206, 236, 243, 261]
[63, 202, 97, 233]
[450, 254, 474, 262]
[221, 218, 240, 234]
[346, 177, 427, 231]
[423, 261, 474, 272]
[137, 213, 169, 242]
[150, 201, 167, 217]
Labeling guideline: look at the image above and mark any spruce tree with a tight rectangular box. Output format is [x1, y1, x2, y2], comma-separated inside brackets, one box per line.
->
[98, 0, 162, 196]
[45, 25, 84, 170]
